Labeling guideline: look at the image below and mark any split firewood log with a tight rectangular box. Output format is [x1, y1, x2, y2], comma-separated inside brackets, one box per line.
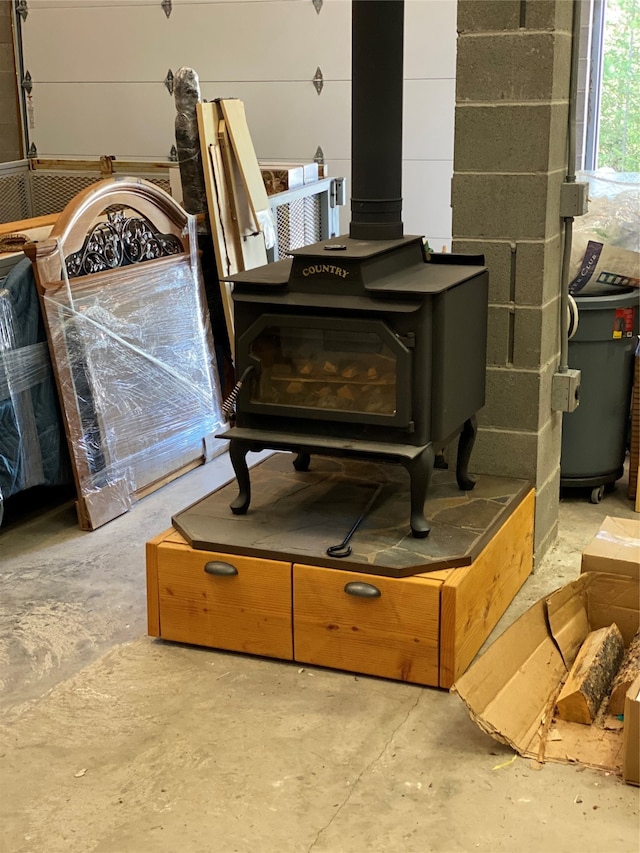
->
[556, 624, 625, 724]
[314, 385, 331, 398]
[609, 627, 640, 716]
[337, 385, 355, 401]
[341, 365, 359, 379]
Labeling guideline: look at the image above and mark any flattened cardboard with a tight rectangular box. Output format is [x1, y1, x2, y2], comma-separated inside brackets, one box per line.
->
[452, 572, 639, 776]
[622, 674, 640, 785]
[581, 516, 640, 580]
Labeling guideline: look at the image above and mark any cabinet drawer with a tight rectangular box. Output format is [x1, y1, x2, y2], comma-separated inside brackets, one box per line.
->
[157, 544, 293, 660]
[293, 564, 441, 686]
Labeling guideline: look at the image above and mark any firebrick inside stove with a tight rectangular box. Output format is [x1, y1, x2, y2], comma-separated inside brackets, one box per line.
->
[218, 234, 488, 537]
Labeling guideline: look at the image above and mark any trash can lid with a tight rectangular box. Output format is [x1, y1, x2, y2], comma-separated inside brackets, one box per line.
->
[574, 283, 636, 298]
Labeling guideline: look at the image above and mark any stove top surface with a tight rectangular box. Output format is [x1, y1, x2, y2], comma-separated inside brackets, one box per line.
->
[222, 234, 486, 298]
[288, 234, 421, 260]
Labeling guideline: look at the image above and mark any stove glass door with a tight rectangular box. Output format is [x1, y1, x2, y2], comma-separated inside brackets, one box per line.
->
[238, 314, 411, 426]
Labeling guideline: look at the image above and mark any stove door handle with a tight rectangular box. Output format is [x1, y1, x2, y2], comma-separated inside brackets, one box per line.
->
[204, 561, 239, 577]
[344, 581, 381, 599]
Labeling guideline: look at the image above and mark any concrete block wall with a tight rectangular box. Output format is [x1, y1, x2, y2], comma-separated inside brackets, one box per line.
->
[0, 0, 21, 162]
[453, 0, 576, 558]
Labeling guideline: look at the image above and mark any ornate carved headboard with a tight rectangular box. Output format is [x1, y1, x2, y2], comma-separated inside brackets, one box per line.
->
[25, 177, 223, 530]
[27, 176, 194, 282]
[63, 206, 183, 278]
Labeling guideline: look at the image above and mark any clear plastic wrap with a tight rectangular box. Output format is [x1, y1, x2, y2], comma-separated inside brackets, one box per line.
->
[570, 170, 640, 295]
[0, 341, 51, 488]
[40, 211, 225, 529]
[0, 260, 70, 522]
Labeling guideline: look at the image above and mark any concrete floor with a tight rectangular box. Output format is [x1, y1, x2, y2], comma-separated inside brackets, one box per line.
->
[1, 452, 639, 853]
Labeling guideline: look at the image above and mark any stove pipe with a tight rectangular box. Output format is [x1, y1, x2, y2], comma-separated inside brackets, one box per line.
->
[349, 0, 404, 241]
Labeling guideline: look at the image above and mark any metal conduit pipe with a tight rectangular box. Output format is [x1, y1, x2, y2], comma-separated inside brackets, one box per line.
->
[559, 0, 584, 373]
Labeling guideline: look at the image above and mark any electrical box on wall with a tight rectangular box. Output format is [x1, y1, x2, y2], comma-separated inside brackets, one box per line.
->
[552, 368, 581, 412]
[560, 182, 589, 218]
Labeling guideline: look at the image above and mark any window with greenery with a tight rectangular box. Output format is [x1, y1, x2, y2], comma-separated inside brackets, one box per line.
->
[598, 0, 640, 171]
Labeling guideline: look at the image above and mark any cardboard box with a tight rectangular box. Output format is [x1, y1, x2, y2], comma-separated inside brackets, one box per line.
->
[259, 164, 305, 195]
[581, 516, 640, 580]
[259, 161, 320, 195]
[623, 674, 640, 785]
[629, 351, 639, 503]
[452, 572, 639, 777]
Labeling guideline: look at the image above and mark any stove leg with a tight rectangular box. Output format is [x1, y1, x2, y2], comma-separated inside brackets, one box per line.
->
[456, 415, 477, 491]
[405, 443, 435, 538]
[293, 452, 311, 472]
[229, 439, 252, 514]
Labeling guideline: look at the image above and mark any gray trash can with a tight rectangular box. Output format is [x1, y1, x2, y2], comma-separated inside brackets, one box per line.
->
[561, 286, 638, 503]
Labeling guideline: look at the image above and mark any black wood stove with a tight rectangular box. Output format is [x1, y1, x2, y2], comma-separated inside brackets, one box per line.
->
[218, 0, 488, 538]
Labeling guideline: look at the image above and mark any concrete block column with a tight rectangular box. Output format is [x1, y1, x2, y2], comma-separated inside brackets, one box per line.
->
[452, 0, 576, 558]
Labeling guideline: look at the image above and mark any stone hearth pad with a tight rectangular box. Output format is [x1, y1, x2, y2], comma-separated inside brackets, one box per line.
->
[172, 453, 530, 578]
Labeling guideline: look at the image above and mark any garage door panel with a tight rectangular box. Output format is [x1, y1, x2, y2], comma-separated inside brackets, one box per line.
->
[24, 1, 454, 84]
[402, 159, 452, 244]
[404, 0, 457, 80]
[27, 1, 170, 7]
[28, 79, 351, 164]
[403, 79, 455, 160]
[21, 5, 172, 83]
[29, 83, 175, 158]
[21, 1, 351, 83]
[316, 159, 452, 246]
[200, 81, 351, 162]
[177, 1, 351, 82]
[20, 1, 453, 246]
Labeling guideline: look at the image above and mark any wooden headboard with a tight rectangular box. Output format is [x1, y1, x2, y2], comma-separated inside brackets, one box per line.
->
[25, 176, 223, 530]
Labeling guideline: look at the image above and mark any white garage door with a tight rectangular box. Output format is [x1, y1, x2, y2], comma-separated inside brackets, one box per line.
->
[19, 0, 456, 244]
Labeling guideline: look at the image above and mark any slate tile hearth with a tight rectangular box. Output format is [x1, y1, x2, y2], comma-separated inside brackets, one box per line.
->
[172, 452, 530, 578]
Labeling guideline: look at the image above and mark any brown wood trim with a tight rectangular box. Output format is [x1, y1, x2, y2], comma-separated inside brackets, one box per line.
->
[24, 176, 192, 283]
[293, 562, 442, 686]
[29, 158, 171, 174]
[0, 214, 59, 237]
[23, 176, 211, 532]
[439, 488, 535, 689]
[164, 528, 189, 545]
[157, 546, 294, 659]
[134, 457, 204, 502]
[146, 533, 169, 637]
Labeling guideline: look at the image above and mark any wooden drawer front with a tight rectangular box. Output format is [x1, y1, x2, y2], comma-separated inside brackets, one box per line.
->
[157, 545, 293, 660]
[293, 564, 442, 686]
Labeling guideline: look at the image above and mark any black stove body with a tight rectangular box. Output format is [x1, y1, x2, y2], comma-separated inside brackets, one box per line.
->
[219, 237, 488, 537]
[217, 0, 488, 537]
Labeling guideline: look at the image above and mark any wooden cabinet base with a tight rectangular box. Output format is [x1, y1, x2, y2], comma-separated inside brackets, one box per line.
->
[146, 489, 534, 688]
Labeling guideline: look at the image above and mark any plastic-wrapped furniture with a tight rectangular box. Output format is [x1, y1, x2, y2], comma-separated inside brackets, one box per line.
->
[25, 177, 224, 530]
[0, 257, 70, 523]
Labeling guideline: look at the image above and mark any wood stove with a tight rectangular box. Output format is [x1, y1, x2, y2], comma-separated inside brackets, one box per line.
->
[217, 0, 488, 537]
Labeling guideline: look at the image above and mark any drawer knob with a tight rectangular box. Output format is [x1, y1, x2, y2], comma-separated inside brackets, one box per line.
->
[204, 561, 238, 577]
[344, 581, 381, 598]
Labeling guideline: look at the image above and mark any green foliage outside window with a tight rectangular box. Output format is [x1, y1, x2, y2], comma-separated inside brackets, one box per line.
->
[598, 0, 640, 171]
